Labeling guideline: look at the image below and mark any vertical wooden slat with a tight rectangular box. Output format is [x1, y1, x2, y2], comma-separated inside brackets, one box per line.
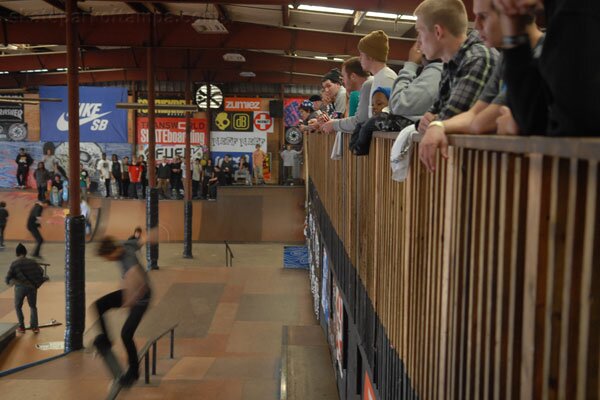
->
[438, 146, 456, 399]
[577, 161, 598, 400]
[521, 153, 543, 400]
[576, 162, 600, 400]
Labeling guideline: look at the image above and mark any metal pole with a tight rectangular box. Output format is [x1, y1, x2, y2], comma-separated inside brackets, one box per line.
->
[183, 61, 193, 258]
[146, 13, 159, 270]
[64, 0, 85, 353]
[145, 353, 150, 383]
[152, 342, 157, 375]
[170, 329, 175, 358]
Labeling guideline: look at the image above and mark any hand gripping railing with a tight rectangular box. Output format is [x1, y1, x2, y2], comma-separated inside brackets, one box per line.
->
[137, 322, 178, 384]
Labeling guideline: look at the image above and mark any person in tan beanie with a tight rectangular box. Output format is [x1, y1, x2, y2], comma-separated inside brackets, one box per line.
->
[358, 30, 390, 63]
[357, 30, 397, 117]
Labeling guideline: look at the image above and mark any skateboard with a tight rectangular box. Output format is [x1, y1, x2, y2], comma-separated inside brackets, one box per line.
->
[24, 319, 61, 330]
[94, 336, 124, 400]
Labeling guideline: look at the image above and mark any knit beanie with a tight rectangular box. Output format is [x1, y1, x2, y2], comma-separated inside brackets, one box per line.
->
[358, 30, 389, 63]
[16, 243, 27, 256]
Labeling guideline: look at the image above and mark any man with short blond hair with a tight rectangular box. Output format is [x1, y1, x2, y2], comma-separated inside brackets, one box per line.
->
[414, 0, 499, 146]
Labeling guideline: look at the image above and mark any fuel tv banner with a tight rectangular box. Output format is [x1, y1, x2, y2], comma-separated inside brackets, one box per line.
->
[40, 86, 128, 143]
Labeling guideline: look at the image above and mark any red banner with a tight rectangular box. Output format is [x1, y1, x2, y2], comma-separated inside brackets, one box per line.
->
[137, 117, 207, 145]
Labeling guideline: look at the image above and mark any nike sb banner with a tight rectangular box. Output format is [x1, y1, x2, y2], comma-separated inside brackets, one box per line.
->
[40, 86, 128, 143]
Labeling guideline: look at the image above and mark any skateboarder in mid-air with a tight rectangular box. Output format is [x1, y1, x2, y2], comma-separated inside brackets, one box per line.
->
[93, 235, 152, 387]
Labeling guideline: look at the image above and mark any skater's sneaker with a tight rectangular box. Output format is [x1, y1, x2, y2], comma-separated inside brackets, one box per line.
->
[32, 327, 40, 334]
[118, 369, 139, 387]
[17, 326, 25, 334]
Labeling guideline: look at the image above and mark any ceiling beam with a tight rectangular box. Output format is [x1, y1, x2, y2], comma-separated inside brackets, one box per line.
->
[0, 5, 27, 20]
[89, 0, 474, 18]
[0, 16, 413, 60]
[0, 68, 323, 86]
[152, 3, 169, 14]
[126, 2, 152, 13]
[215, 5, 230, 23]
[41, 0, 88, 14]
[282, 5, 290, 27]
[0, 48, 343, 76]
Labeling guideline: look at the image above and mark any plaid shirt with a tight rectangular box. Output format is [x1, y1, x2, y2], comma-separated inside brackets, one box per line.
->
[431, 31, 499, 120]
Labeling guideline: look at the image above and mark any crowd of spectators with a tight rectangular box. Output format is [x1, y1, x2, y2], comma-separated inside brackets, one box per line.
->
[299, 0, 597, 173]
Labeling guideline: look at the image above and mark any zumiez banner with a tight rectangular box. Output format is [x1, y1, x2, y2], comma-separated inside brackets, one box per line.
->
[40, 86, 128, 143]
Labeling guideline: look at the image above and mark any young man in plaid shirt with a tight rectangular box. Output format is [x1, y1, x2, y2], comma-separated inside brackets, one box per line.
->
[414, 0, 499, 170]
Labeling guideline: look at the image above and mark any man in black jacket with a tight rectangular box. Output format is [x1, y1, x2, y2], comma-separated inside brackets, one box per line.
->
[5, 243, 47, 333]
[493, 0, 600, 136]
[27, 200, 50, 258]
[15, 148, 33, 189]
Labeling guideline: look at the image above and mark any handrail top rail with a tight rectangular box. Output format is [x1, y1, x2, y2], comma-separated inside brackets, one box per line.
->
[371, 131, 600, 160]
[137, 322, 178, 361]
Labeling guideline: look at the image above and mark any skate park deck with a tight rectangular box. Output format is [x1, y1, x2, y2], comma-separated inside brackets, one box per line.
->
[0, 185, 305, 243]
[0, 242, 338, 400]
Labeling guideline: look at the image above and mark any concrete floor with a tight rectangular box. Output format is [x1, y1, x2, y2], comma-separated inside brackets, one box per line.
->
[0, 241, 338, 400]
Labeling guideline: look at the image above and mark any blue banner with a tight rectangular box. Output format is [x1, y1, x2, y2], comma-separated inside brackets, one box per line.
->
[40, 86, 128, 143]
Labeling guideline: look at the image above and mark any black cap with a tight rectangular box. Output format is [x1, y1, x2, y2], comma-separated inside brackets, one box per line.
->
[16, 243, 27, 256]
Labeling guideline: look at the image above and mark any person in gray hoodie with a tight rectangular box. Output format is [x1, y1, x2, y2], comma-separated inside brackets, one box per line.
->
[349, 43, 443, 155]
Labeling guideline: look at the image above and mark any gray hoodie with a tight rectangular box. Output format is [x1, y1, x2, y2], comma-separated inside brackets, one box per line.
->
[389, 61, 443, 122]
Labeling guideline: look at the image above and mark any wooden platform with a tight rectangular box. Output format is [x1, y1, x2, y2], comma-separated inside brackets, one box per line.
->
[0, 186, 305, 243]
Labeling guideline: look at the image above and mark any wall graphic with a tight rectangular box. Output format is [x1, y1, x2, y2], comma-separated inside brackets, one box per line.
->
[0, 141, 131, 189]
[0, 94, 28, 141]
[40, 86, 128, 143]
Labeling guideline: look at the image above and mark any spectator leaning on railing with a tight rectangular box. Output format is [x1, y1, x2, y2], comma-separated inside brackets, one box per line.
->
[320, 57, 373, 134]
[492, 0, 600, 136]
[414, 0, 499, 139]
[357, 30, 397, 118]
[419, 0, 544, 171]
[321, 69, 347, 117]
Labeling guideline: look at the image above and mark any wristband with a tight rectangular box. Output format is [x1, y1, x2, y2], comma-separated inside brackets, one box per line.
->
[502, 34, 529, 48]
[429, 121, 445, 129]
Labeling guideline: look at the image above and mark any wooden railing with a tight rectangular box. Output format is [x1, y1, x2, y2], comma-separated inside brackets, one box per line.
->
[307, 132, 599, 400]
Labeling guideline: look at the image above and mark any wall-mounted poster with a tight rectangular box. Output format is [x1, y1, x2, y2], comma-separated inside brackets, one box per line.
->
[40, 86, 128, 143]
[136, 117, 207, 146]
[0, 94, 28, 141]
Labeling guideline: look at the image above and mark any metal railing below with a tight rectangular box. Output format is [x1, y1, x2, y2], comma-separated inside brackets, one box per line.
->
[225, 241, 234, 267]
[137, 322, 178, 384]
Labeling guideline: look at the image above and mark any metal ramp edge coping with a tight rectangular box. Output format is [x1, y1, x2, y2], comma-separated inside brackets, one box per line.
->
[0, 322, 180, 380]
[0, 351, 72, 378]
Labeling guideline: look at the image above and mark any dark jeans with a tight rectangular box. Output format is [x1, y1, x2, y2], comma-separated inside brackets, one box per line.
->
[130, 182, 141, 199]
[37, 185, 47, 201]
[17, 168, 28, 187]
[15, 285, 38, 329]
[170, 177, 183, 197]
[114, 177, 123, 197]
[104, 179, 111, 198]
[283, 166, 293, 184]
[95, 289, 151, 373]
[28, 225, 43, 257]
[0, 224, 5, 246]
[122, 179, 130, 198]
[192, 180, 200, 198]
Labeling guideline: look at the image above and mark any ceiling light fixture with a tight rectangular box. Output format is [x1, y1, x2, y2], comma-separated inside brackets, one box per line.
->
[223, 53, 246, 62]
[366, 11, 398, 19]
[191, 19, 228, 34]
[314, 56, 328, 60]
[239, 71, 256, 78]
[297, 5, 354, 15]
[399, 15, 418, 21]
